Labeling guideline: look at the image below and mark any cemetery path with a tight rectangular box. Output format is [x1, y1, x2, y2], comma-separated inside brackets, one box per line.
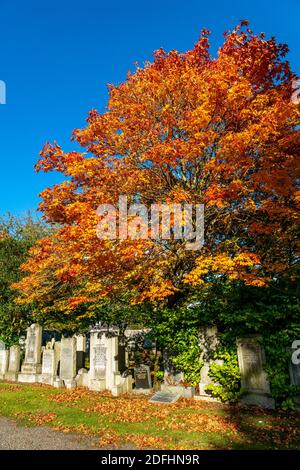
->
[0, 417, 101, 450]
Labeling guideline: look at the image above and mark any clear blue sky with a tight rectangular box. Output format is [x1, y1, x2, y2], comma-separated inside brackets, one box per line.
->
[0, 0, 299, 215]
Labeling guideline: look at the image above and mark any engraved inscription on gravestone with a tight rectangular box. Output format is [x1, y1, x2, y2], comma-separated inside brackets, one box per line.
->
[60, 347, 72, 378]
[242, 342, 263, 391]
[26, 335, 36, 363]
[134, 365, 151, 389]
[290, 359, 300, 386]
[149, 390, 181, 404]
[237, 336, 275, 409]
[94, 346, 106, 378]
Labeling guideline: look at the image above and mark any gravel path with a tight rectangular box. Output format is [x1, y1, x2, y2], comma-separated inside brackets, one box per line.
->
[0, 417, 101, 450]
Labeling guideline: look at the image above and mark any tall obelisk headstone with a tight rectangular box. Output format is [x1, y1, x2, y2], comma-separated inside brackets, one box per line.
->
[18, 324, 42, 383]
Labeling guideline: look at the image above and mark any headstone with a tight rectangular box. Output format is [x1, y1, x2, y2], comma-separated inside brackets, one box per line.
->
[0, 347, 9, 380]
[75, 334, 86, 372]
[289, 348, 300, 411]
[134, 365, 152, 390]
[54, 341, 61, 376]
[237, 335, 275, 409]
[59, 337, 77, 389]
[5, 345, 20, 381]
[41, 349, 56, 385]
[89, 331, 107, 391]
[197, 326, 223, 402]
[75, 368, 89, 387]
[118, 343, 126, 374]
[89, 329, 129, 395]
[149, 390, 181, 404]
[18, 324, 42, 383]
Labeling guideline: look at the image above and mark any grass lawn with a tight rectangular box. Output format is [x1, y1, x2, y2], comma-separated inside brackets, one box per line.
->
[0, 381, 299, 450]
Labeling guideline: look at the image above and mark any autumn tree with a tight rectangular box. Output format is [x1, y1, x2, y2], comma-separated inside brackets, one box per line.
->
[14, 22, 300, 319]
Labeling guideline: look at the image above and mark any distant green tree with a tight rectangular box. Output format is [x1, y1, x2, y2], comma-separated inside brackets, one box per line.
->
[0, 213, 52, 344]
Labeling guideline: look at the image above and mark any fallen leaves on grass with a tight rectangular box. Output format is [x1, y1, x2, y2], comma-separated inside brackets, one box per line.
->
[48, 387, 100, 404]
[1, 384, 22, 392]
[15, 411, 57, 425]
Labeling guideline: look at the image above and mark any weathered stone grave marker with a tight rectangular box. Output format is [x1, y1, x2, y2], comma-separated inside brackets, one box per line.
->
[149, 390, 181, 404]
[59, 336, 77, 389]
[0, 341, 9, 380]
[18, 324, 42, 383]
[197, 326, 223, 401]
[41, 349, 56, 385]
[134, 365, 152, 390]
[75, 334, 86, 371]
[5, 345, 20, 381]
[237, 335, 275, 409]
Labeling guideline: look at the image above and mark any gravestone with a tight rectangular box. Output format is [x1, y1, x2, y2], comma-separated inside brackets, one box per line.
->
[89, 329, 131, 395]
[59, 337, 77, 389]
[89, 331, 107, 391]
[134, 365, 152, 390]
[5, 345, 21, 381]
[149, 390, 181, 404]
[197, 326, 223, 402]
[118, 343, 126, 375]
[0, 345, 9, 380]
[18, 324, 42, 383]
[41, 349, 56, 385]
[289, 347, 300, 411]
[75, 334, 86, 372]
[237, 336, 275, 409]
[54, 341, 61, 376]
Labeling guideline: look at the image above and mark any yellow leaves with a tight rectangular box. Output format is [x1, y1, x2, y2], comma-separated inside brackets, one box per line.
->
[184, 252, 267, 287]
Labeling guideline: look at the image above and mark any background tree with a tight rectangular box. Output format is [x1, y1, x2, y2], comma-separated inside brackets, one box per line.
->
[0, 213, 51, 344]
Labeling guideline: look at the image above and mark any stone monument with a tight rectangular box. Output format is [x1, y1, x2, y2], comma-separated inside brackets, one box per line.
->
[237, 335, 275, 409]
[18, 324, 42, 383]
[89, 328, 132, 395]
[75, 334, 86, 371]
[0, 342, 9, 380]
[41, 349, 56, 385]
[197, 326, 223, 401]
[134, 365, 152, 390]
[59, 336, 77, 389]
[289, 345, 300, 411]
[5, 345, 21, 381]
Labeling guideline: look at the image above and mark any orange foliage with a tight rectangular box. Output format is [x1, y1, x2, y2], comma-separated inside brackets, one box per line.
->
[13, 22, 300, 312]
